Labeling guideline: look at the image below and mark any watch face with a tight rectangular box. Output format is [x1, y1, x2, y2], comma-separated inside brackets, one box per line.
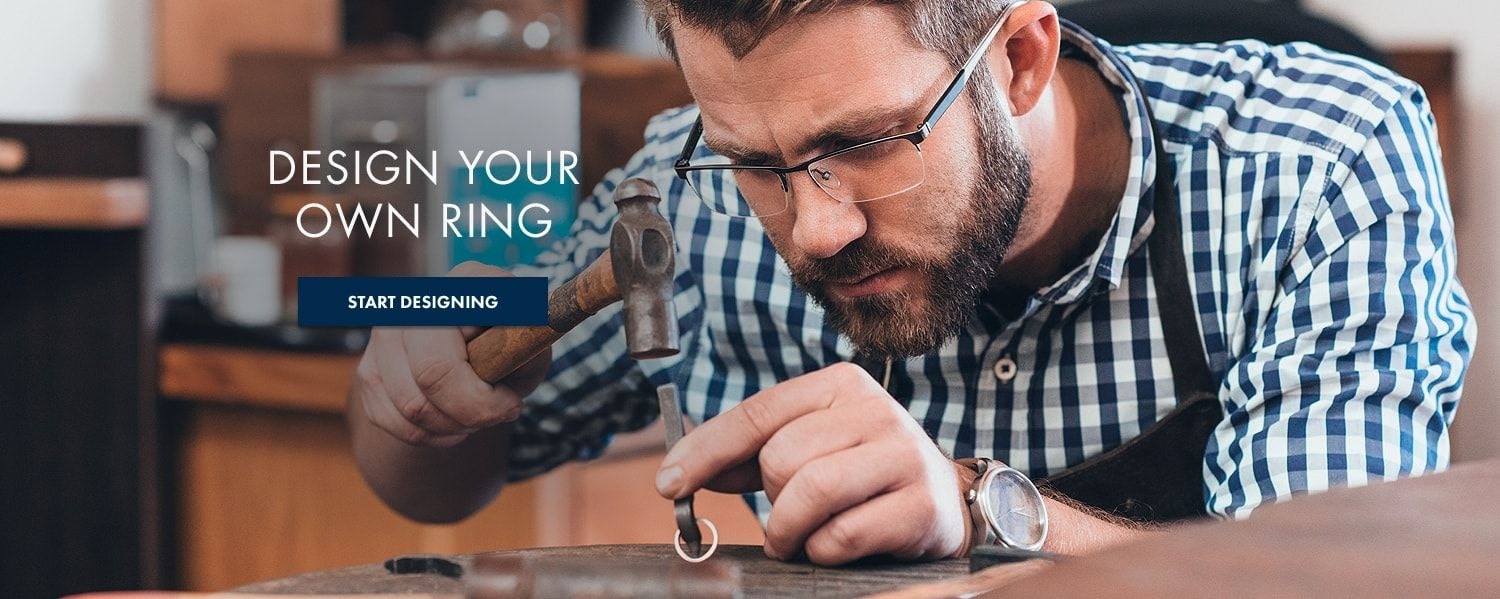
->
[984, 468, 1046, 549]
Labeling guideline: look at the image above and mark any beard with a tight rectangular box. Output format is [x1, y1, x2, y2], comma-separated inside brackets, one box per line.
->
[787, 68, 1033, 360]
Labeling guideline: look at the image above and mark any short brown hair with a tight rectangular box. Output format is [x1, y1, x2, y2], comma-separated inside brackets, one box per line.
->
[641, 0, 1010, 68]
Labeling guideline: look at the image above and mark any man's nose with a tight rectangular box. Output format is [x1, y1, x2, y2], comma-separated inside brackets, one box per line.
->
[788, 175, 866, 260]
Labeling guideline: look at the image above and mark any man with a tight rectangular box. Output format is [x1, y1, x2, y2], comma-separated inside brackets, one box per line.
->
[348, 0, 1474, 564]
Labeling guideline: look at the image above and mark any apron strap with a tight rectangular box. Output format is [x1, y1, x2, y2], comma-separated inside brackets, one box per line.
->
[1145, 135, 1216, 399]
[1038, 102, 1222, 523]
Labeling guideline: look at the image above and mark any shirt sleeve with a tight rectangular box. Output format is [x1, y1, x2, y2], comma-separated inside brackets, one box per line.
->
[503, 117, 693, 482]
[1204, 85, 1476, 518]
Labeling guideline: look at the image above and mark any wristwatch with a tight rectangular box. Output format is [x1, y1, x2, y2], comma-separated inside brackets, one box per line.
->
[958, 458, 1048, 551]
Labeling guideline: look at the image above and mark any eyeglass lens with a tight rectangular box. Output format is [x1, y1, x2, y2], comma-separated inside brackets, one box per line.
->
[683, 137, 924, 218]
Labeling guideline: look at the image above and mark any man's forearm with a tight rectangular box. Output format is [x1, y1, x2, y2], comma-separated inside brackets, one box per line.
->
[348, 396, 515, 524]
[950, 461, 1161, 558]
[1038, 490, 1166, 554]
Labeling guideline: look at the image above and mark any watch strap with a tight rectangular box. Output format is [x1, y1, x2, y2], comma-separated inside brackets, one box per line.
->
[959, 458, 998, 550]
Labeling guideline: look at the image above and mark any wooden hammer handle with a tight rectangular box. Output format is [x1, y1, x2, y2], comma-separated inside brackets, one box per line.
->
[466, 250, 620, 383]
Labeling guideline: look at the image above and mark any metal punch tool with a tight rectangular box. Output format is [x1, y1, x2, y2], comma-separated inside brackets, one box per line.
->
[658, 383, 718, 562]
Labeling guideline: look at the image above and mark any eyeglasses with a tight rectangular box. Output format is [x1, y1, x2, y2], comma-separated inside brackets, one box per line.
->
[673, 0, 1030, 219]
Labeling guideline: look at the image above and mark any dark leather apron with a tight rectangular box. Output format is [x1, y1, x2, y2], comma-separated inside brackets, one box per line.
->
[855, 106, 1220, 523]
[1036, 110, 1219, 523]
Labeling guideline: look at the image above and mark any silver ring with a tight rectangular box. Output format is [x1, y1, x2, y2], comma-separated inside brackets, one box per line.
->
[673, 517, 719, 563]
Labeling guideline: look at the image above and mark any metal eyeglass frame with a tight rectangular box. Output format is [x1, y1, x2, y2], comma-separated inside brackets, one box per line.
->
[672, 0, 1030, 218]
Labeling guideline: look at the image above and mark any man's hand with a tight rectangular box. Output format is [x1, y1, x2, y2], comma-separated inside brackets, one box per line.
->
[655, 362, 970, 565]
[348, 261, 551, 523]
[351, 261, 550, 448]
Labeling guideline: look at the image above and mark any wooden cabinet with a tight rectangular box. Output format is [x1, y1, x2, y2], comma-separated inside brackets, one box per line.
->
[160, 344, 764, 591]
[173, 403, 541, 589]
[154, 0, 340, 103]
[1, 176, 153, 597]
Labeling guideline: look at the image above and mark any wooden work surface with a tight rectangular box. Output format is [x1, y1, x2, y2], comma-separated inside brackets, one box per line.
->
[995, 459, 1500, 598]
[235, 544, 968, 598]
[226, 461, 1500, 597]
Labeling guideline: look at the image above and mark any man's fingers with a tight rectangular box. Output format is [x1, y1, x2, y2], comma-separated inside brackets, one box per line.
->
[405, 328, 522, 427]
[758, 409, 863, 501]
[447, 260, 512, 340]
[364, 393, 470, 448]
[700, 405, 863, 495]
[801, 489, 933, 566]
[701, 460, 763, 495]
[372, 329, 475, 436]
[659, 362, 876, 498]
[763, 442, 912, 561]
[354, 260, 532, 449]
[356, 351, 469, 447]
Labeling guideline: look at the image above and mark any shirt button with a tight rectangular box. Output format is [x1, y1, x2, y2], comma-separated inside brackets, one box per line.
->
[993, 355, 1017, 383]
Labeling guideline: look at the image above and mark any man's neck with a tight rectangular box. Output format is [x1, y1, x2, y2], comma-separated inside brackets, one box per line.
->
[991, 57, 1132, 299]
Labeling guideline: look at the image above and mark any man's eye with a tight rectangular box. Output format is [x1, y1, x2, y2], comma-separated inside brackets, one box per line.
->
[850, 125, 905, 146]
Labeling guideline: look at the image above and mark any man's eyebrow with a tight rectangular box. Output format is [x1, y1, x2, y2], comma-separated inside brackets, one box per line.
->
[701, 97, 926, 167]
[702, 135, 780, 166]
[792, 104, 917, 159]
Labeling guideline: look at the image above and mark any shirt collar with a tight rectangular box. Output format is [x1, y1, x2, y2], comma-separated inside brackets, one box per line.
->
[1029, 20, 1159, 307]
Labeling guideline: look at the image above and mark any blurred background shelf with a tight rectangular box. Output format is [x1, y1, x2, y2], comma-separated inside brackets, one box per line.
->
[0, 178, 148, 229]
[159, 344, 358, 413]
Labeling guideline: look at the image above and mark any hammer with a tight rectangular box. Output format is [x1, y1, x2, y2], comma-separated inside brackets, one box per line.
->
[465, 178, 679, 384]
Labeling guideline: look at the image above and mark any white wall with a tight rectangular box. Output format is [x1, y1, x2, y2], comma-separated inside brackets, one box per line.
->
[1306, 0, 1500, 461]
[0, 0, 151, 123]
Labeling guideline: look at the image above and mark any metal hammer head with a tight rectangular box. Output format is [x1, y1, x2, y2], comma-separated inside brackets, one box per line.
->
[609, 178, 680, 360]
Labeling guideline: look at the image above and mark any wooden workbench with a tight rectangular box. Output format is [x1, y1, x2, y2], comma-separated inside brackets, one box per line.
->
[228, 461, 1500, 597]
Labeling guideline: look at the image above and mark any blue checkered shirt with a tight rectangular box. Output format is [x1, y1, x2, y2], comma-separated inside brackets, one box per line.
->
[509, 22, 1474, 520]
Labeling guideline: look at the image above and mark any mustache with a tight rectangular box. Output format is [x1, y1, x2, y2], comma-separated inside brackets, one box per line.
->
[792, 237, 928, 285]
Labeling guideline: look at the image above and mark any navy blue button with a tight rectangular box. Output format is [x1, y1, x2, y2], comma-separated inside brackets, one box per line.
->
[298, 276, 547, 327]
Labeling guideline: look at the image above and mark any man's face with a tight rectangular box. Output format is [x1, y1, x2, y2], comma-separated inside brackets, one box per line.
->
[675, 6, 1031, 359]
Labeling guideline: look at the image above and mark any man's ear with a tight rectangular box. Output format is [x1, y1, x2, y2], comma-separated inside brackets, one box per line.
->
[988, 1, 1061, 117]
